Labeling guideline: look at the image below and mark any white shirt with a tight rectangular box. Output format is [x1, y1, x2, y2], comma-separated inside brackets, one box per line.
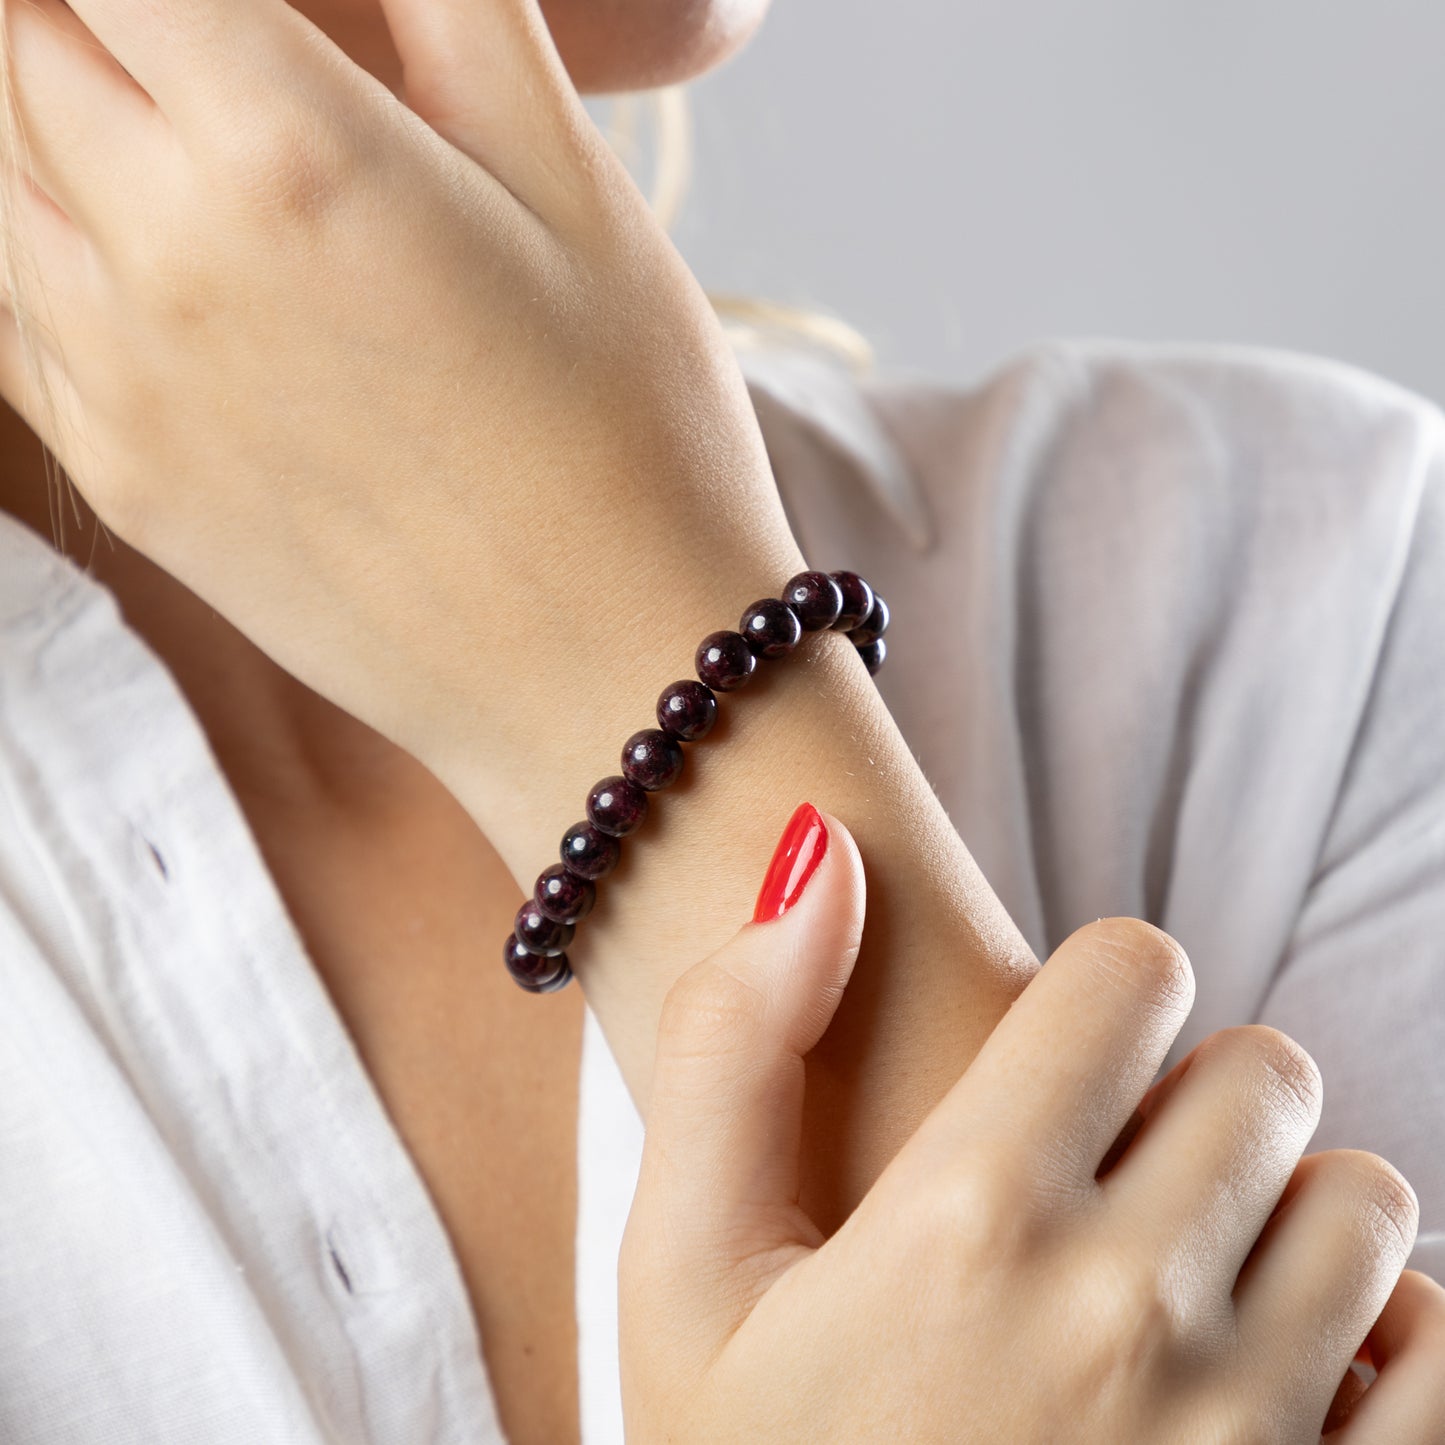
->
[0, 338, 1440, 1443]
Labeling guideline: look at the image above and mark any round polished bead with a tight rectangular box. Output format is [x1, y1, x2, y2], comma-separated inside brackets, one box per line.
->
[851, 593, 891, 646]
[830, 570, 875, 631]
[514, 901, 574, 956]
[528, 960, 574, 993]
[533, 864, 596, 924]
[587, 774, 649, 836]
[782, 570, 845, 631]
[656, 679, 718, 742]
[696, 630, 757, 691]
[739, 598, 803, 659]
[560, 821, 622, 880]
[855, 636, 887, 675]
[503, 933, 571, 992]
[621, 729, 685, 791]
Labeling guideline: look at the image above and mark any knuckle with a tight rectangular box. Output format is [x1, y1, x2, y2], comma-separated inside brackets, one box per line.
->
[223, 103, 361, 227]
[114, 200, 236, 334]
[1072, 1240, 1178, 1371]
[910, 1154, 1035, 1266]
[656, 961, 768, 1060]
[1075, 917, 1195, 1017]
[128, 224, 215, 324]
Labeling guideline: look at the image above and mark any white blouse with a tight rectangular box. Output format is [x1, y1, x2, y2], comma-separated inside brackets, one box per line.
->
[0, 338, 1440, 1443]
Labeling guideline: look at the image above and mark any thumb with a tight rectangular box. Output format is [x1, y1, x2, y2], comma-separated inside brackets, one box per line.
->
[625, 802, 865, 1329]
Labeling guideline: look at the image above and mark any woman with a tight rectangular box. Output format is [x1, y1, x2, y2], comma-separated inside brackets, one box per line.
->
[0, 0, 1440, 1437]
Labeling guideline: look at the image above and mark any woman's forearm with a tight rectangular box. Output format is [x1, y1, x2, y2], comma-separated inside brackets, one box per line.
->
[434, 449, 1037, 1229]
[0, 18, 1032, 1227]
[603, 635, 1038, 1228]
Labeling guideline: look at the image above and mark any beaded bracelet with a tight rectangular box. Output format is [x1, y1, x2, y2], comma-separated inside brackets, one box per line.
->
[502, 569, 890, 993]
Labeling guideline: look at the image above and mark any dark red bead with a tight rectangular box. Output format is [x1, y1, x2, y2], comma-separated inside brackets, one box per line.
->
[855, 636, 887, 675]
[621, 729, 684, 791]
[739, 598, 803, 659]
[587, 775, 649, 836]
[656, 679, 718, 742]
[515, 901, 574, 956]
[560, 822, 621, 879]
[504, 933, 571, 992]
[696, 630, 757, 691]
[830, 570, 875, 631]
[529, 961, 573, 993]
[782, 570, 845, 630]
[851, 593, 890, 645]
[533, 864, 595, 924]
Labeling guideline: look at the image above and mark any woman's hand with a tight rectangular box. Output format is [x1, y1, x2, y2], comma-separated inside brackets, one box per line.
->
[0, 0, 1039, 1249]
[621, 805, 1445, 1442]
[0, 0, 797, 804]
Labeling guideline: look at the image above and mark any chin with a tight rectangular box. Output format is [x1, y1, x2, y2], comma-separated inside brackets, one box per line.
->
[539, 0, 773, 93]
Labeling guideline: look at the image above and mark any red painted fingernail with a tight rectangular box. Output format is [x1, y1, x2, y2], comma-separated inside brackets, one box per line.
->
[752, 802, 829, 923]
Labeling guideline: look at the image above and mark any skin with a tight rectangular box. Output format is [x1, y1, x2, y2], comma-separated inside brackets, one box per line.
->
[317, 0, 776, 93]
[623, 828, 1445, 1441]
[0, 0, 1440, 1440]
[0, 12, 772, 1435]
[0, 6, 1020, 1439]
[0, 0, 1038, 1349]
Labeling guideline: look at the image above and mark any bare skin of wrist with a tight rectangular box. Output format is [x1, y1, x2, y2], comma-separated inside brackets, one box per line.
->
[0, 0, 1037, 1236]
[438, 537, 1038, 1229]
[0, 373, 1037, 1237]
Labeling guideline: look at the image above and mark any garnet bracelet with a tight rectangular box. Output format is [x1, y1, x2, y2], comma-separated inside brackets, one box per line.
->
[503, 569, 890, 993]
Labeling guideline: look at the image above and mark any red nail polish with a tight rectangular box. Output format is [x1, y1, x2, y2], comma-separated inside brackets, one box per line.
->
[752, 802, 829, 923]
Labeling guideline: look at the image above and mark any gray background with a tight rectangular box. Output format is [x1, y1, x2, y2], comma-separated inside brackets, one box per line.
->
[601, 0, 1445, 403]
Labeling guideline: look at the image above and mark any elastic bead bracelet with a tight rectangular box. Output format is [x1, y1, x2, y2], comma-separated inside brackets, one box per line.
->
[503, 568, 891, 993]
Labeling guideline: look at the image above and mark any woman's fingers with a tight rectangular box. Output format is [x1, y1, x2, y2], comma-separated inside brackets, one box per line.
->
[1235, 1149, 1420, 1425]
[901, 917, 1195, 1189]
[1, 158, 83, 295]
[1328, 1269, 1445, 1440]
[1102, 1025, 1323, 1292]
[622, 804, 864, 1341]
[4, 0, 582, 254]
[4, 0, 172, 234]
[45, 0, 294, 135]
[5, 0, 603, 268]
[1095, 1041, 1196, 1177]
[371, 0, 604, 215]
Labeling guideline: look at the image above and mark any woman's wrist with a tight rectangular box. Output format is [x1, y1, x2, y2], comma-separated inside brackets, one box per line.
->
[432, 545, 1038, 1226]
[388, 377, 809, 807]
